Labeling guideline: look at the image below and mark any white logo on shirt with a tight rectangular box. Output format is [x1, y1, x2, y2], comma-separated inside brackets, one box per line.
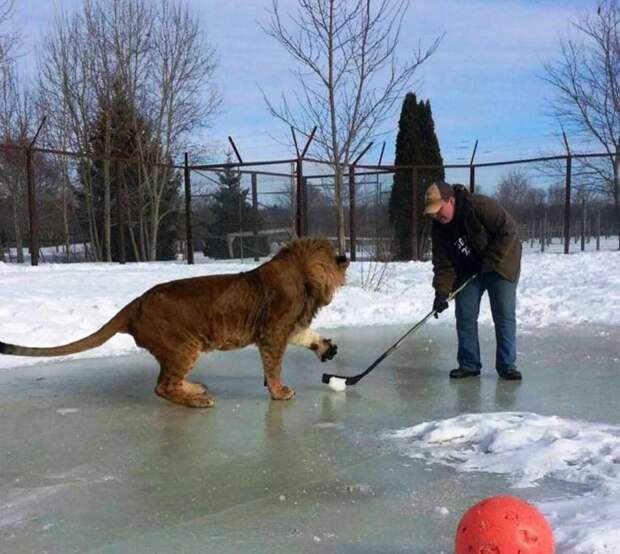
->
[454, 237, 472, 257]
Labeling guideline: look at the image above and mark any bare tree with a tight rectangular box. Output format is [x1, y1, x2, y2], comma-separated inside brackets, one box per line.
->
[0, 0, 17, 69]
[36, 83, 77, 262]
[38, 0, 220, 261]
[544, 0, 620, 246]
[496, 169, 533, 207]
[547, 183, 565, 206]
[263, 0, 440, 253]
[0, 61, 35, 263]
[39, 8, 102, 258]
[138, 0, 221, 260]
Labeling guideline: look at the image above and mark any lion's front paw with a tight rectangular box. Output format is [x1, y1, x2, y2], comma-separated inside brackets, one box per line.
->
[320, 338, 338, 362]
[269, 384, 296, 401]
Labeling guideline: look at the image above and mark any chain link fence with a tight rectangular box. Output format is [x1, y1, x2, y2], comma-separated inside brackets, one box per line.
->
[0, 142, 617, 265]
[187, 161, 296, 263]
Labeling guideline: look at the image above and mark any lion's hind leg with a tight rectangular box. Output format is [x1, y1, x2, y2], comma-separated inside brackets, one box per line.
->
[153, 347, 214, 408]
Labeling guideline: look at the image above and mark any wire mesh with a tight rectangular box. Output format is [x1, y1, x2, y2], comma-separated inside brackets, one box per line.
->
[0, 145, 618, 265]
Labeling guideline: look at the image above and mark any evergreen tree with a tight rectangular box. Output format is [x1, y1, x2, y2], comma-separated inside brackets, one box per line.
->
[203, 156, 268, 259]
[388, 93, 444, 260]
[77, 82, 180, 261]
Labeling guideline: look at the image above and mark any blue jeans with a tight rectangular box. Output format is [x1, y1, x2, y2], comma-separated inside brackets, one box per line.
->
[454, 272, 518, 375]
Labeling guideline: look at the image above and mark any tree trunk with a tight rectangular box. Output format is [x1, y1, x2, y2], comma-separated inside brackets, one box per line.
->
[139, 165, 149, 261]
[83, 166, 102, 261]
[103, 115, 112, 262]
[334, 164, 346, 254]
[325, 2, 346, 255]
[124, 202, 142, 261]
[149, 192, 161, 261]
[615, 155, 620, 250]
[12, 194, 23, 263]
[63, 173, 70, 262]
[614, 186, 620, 251]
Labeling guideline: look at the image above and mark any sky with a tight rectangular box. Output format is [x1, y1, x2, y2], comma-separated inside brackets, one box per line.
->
[13, 0, 595, 167]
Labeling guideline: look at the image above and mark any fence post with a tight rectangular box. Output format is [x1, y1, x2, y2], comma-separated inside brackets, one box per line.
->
[302, 176, 309, 235]
[410, 168, 418, 260]
[239, 193, 245, 262]
[348, 164, 357, 262]
[116, 161, 126, 264]
[596, 207, 601, 251]
[24, 117, 47, 266]
[26, 148, 38, 266]
[184, 153, 194, 264]
[541, 209, 546, 253]
[563, 135, 572, 254]
[295, 157, 304, 237]
[468, 139, 478, 194]
[581, 198, 586, 251]
[251, 172, 259, 262]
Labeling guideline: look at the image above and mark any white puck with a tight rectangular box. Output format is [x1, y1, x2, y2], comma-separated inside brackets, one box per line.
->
[328, 377, 347, 392]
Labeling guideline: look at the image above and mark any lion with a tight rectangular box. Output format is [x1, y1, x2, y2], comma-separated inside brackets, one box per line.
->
[0, 237, 349, 408]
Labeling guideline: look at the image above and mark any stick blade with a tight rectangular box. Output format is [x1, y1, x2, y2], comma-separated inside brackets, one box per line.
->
[322, 372, 362, 386]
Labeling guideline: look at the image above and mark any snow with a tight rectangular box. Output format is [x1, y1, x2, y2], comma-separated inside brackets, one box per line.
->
[386, 412, 620, 553]
[1, 241, 620, 552]
[1, 243, 619, 371]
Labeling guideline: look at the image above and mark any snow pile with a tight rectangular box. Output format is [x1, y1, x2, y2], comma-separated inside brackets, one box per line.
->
[386, 412, 620, 553]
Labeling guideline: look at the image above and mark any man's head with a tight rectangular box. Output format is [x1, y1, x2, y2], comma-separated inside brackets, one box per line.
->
[424, 181, 455, 224]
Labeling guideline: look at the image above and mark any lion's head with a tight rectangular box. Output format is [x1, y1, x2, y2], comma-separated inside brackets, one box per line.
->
[276, 237, 349, 306]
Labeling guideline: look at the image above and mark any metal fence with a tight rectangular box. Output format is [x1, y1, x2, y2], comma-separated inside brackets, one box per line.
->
[350, 151, 619, 260]
[0, 136, 618, 265]
[0, 141, 186, 265]
[186, 158, 296, 263]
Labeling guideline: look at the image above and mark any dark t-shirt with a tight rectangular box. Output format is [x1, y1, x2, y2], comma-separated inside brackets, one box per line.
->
[438, 196, 482, 278]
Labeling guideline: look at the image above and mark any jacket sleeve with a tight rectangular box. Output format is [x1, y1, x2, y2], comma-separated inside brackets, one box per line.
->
[431, 230, 456, 296]
[474, 196, 519, 273]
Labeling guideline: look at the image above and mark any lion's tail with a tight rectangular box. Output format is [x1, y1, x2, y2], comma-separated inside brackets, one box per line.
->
[0, 301, 136, 358]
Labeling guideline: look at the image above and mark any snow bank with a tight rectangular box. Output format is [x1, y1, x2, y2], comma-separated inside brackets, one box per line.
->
[386, 412, 620, 553]
[0, 247, 619, 369]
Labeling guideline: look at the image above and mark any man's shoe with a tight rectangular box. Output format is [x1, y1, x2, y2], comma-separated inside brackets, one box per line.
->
[449, 368, 481, 379]
[500, 369, 522, 381]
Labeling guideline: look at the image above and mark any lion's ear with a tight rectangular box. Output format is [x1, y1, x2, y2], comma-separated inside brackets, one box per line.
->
[336, 255, 349, 268]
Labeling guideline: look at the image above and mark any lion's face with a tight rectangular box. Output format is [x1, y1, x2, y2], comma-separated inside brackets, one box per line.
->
[273, 238, 349, 306]
[313, 251, 349, 306]
[334, 254, 349, 287]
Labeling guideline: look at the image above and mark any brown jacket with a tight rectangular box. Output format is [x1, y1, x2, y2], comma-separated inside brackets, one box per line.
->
[431, 186, 522, 296]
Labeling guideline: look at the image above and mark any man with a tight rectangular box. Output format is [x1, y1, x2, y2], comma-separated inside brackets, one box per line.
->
[424, 181, 522, 380]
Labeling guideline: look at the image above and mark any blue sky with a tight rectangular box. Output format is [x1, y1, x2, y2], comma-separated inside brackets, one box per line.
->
[15, 0, 594, 167]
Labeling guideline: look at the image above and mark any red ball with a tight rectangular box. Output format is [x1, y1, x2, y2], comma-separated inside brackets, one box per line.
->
[455, 495, 554, 554]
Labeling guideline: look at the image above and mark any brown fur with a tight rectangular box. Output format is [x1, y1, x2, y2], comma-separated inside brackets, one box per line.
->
[0, 237, 349, 408]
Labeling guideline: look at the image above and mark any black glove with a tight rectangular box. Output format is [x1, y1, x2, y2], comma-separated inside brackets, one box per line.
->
[433, 292, 449, 318]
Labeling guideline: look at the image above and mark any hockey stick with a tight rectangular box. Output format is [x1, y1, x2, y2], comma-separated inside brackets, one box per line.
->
[321, 274, 478, 386]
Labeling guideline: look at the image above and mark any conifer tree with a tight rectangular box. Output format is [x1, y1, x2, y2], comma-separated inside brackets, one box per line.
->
[78, 82, 180, 261]
[388, 93, 444, 259]
[203, 156, 267, 259]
